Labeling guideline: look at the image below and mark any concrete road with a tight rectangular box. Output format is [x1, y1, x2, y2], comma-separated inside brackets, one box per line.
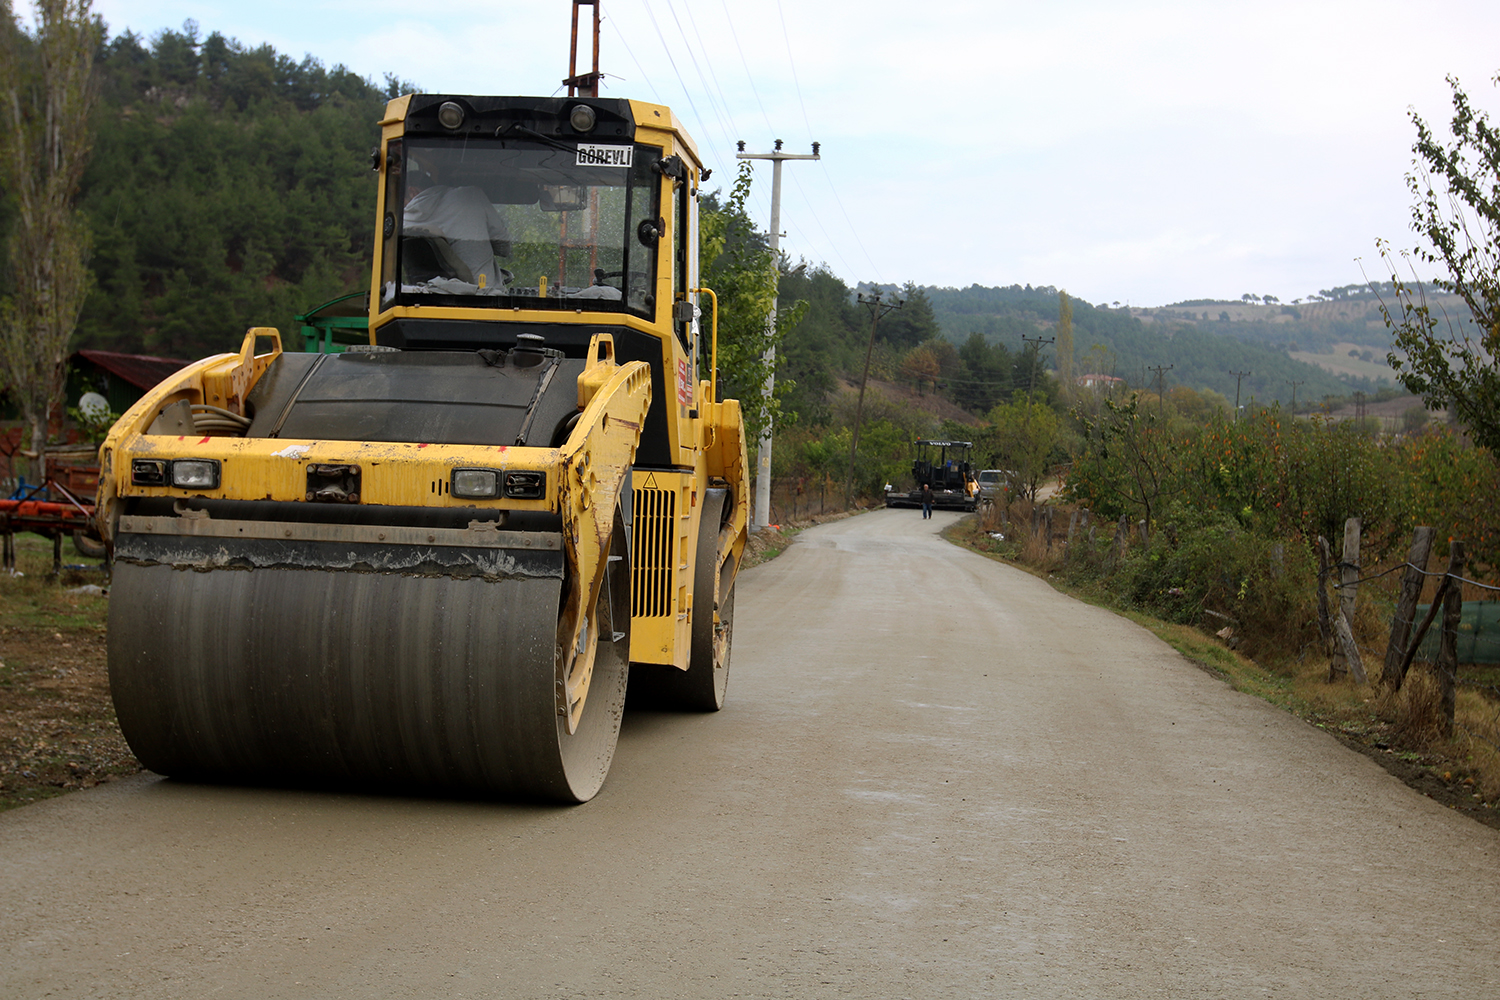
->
[3, 509, 1498, 998]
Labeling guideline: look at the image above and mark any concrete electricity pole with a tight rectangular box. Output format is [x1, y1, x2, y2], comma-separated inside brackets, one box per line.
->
[736, 139, 820, 530]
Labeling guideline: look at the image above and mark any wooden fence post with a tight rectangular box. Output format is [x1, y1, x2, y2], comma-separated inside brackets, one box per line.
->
[1043, 507, 1054, 552]
[1381, 525, 1436, 692]
[1328, 518, 1361, 680]
[1332, 609, 1368, 683]
[1067, 510, 1079, 547]
[1437, 540, 1464, 738]
[1112, 513, 1129, 563]
[1137, 520, 1150, 548]
[1340, 517, 1361, 631]
[1317, 536, 1334, 663]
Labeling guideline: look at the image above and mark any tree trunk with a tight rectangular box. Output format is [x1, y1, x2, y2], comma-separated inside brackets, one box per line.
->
[28, 413, 48, 485]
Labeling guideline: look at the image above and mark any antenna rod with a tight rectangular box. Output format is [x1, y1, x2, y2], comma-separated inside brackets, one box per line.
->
[566, 0, 602, 98]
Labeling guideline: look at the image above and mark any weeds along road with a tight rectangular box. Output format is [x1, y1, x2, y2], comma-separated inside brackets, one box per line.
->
[3, 509, 1499, 998]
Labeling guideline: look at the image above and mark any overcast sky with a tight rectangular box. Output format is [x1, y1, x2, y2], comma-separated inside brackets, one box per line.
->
[83, 0, 1500, 307]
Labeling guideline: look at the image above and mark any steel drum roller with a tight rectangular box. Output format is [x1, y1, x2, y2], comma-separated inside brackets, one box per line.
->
[108, 525, 629, 801]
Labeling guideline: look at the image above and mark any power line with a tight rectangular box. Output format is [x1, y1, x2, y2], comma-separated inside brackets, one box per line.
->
[774, 0, 814, 142]
[717, 0, 776, 137]
[634, 0, 709, 141]
[785, 171, 857, 278]
[602, 15, 657, 99]
[658, 0, 738, 165]
[818, 164, 883, 283]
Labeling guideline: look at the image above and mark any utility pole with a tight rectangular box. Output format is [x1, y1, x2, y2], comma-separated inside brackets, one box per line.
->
[1020, 334, 1055, 430]
[736, 138, 820, 530]
[1229, 370, 1250, 422]
[1148, 364, 1173, 418]
[1020, 335, 1054, 402]
[1287, 379, 1303, 414]
[847, 290, 903, 509]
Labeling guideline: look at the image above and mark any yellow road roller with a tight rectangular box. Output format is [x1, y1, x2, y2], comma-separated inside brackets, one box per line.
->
[96, 94, 749, 802]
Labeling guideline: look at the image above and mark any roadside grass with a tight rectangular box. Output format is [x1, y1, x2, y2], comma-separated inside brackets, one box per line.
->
[0, 534, 109, 630]
[946, 513, 1500, 829]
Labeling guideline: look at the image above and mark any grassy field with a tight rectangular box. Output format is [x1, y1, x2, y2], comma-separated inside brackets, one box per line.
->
[1289, 341, 1401, 383]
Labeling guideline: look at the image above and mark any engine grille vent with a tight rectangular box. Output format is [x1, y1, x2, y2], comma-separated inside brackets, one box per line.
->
[631, 488, 675, 618]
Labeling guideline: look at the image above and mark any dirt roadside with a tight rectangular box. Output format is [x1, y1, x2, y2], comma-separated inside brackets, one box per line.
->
[0, 622, 140, 809]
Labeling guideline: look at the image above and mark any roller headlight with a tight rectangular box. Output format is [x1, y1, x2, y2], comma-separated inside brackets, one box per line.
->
[437, 101, 465, 130]
[451, 468, 500, 499]
[170, 459, 221, 490]
[569, 104, 596, 133]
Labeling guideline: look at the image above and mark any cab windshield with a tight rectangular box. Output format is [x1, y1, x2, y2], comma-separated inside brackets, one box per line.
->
[388, 137, 661, 317]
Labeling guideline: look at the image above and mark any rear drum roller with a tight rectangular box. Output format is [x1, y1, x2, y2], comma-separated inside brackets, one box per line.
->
[107, 506, 632, 803]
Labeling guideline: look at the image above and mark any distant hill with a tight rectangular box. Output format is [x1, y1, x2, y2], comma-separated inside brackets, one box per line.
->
[918, 282, 1472, 408]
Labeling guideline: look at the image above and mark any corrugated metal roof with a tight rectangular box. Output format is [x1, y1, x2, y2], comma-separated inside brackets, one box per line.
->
[74, 350, 188, 392]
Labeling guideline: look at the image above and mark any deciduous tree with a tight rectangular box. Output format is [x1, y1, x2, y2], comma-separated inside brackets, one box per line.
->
[1377, 72, 1500, 452]
[0, 0, 99, 481]
[986, 396, 1059, 503]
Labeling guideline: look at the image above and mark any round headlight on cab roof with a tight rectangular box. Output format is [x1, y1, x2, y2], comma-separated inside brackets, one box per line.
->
[569, 104, 597, 133]
[437, 101, 465, 130]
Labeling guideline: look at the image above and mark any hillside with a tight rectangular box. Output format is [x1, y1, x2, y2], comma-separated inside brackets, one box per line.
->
[923, 283, 1357, 409]
[64, 24, 406, 360]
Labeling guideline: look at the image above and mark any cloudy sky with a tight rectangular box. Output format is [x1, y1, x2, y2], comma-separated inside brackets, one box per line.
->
[84, 0, 1500, 307]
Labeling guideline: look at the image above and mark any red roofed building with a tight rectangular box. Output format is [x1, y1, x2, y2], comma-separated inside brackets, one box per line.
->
[1076, 373, 1125, 391]
[70, 349, 189, 414]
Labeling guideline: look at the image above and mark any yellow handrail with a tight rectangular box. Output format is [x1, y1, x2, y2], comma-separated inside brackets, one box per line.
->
[690, 286, 719, 405]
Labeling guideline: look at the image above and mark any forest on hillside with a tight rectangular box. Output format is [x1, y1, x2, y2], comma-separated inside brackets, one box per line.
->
[13, 22, 412, 360]
[923, 283, 1375, 407]
[0, 16, 1463, 508]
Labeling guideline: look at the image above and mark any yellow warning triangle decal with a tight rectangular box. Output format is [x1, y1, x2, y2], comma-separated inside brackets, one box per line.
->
[642, 472, 659, 490]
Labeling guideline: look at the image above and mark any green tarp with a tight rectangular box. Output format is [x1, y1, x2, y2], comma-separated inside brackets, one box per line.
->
[1413, 601, 1500, 665]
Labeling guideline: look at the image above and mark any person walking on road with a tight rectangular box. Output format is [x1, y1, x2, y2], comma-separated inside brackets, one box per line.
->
[921, 482, 934, 519]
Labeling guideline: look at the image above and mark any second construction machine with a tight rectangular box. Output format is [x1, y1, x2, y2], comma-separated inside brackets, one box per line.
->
[97, 93, 748, 802]
[883, 439, 979, 512]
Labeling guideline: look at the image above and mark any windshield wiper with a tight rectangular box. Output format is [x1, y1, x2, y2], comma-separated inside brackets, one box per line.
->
[495, 123, 576, 155]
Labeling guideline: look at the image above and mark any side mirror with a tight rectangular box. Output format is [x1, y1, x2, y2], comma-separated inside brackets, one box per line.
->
[637, 216, 665, 246]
